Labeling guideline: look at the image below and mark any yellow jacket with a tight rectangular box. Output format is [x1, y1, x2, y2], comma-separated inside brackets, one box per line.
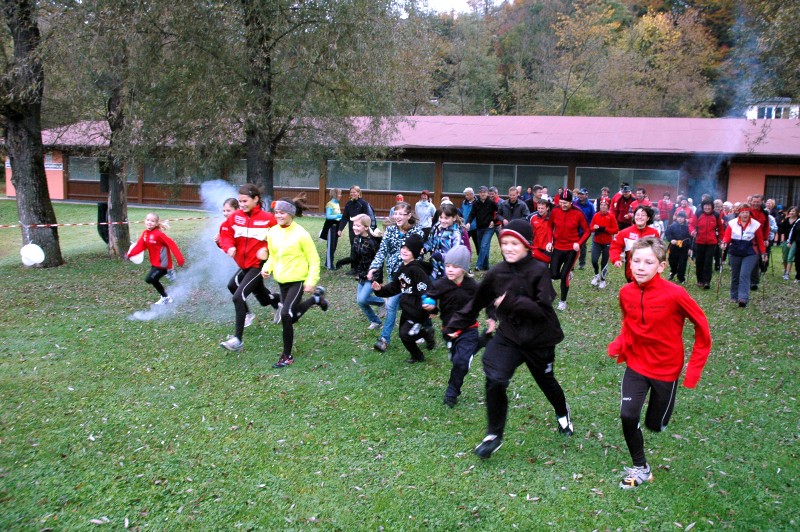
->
[262, 221, 320, 286]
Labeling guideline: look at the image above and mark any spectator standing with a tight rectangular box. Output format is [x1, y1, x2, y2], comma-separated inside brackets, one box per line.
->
[320, 188, 342, 270]
[497, 186, 530, 227]
[461, 187, 479, 252]
[415, 190, 437, 240]
[466, 186, 498, 271]
[657, 192, 674, 223]
[778, 206, 798, 280]
[594, 186, 610, 211]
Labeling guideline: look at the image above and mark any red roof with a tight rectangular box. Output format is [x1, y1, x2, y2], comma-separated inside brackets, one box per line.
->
[39, 116, 800, 157]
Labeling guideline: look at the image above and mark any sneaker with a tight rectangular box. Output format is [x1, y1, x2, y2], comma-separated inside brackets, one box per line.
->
[557, 408, 573, 436]
[155, 295, 173, 305]
[368, 321, 382, 330]
[591, 274, 599, 286]
[703, 283, 710, 290]
[750, 284, 759, 291]
[373, 338, 388, 353]
[406, 355, 425, 364]
[444, 395, 458, 408]
[377, 302, 387, 319]
[273, 353, 294, 368]
[314, 286, 329, 311]
[738, 300, 748, 308]
[273, 303, 283, 324]
[219, 337, 243, 352]
[423, 327, 436, 350]
[783, 273, 789, 280]
[578, 264, 585, 270]
[166, 269, 177, 282]
[619, 465, 653, 489]
[557, 301, 567, 311]
[668, 273, 675, 281]
[474, 434, 503, 459]
[244, 312, 256, 328]
[598, 280, 607, 289]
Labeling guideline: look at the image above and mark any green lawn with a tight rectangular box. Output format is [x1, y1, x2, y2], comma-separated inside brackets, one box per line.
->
[0, 200, 797, 529]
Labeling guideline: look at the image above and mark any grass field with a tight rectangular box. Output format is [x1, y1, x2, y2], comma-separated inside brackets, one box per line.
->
[0, 200, 797, 529]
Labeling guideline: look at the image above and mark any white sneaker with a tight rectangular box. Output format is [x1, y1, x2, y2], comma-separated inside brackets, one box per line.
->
[619, 465, 653, 489]
[598, 280, 607, 289]
[155, 296, 173, 305]
[557, 301, 567, 311]
[166, 269, 177, 282]
[368, 322, 382, 330]
[591, 274, 599, 286]
[244, 312, 256, 328]
[219, 337, 243, 352]
[273, 303, 283, 324]
[783, 273, 790, 280]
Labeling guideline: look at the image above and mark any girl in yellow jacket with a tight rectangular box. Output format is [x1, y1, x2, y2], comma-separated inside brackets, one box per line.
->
[262, 196, 328, 368]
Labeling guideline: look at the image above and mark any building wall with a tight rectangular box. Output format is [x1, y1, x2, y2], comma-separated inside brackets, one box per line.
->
[728, 162, 800, 202]
[5, 150, 66, 200]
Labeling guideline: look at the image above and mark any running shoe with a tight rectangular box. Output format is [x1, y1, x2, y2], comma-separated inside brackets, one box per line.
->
[474, 434, 503, 458]
[557, 301, 567, 311]
[619, 465, 653, 489]
[557, 407, 574, 436]
[244, 312, 256, 328]
[273, 303, 283, 324]
[368, 321, 382, 330]
[219, 337, 243, 352]
[273, 353, 294, 368]
[591, 274, 599, 286]
[314, 286, 329, 311]
[155, 296, 173, 305]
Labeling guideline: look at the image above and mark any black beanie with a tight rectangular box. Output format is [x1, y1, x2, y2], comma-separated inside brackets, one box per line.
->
[500, 219, 533, 249]
[403, 233, 424, 258]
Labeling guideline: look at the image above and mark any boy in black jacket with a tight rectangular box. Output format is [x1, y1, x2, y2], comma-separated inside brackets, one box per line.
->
[425, 245, 487, 407]
[664, 211, 692, 283]
[444, 219, 573, 458]
[373, 234, 435, 363]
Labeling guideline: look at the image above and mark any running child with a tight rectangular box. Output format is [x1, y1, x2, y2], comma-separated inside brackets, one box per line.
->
[262, 196, 329, 369]
[218, 184, 280, 352]
[529, 198, 553, 263]
[351, 213, 386, 330]
[126, 212, 185, 305]
[445, 219, 573, 459]
[608, 237, 711, 489]
[372, 233, 435, 363]
[424, 245, 485, 407]
[424, 203, 467, 279]
[214, 197, 239, 247]
[610, 205, 661, 283]
[664, 211, 692, 283]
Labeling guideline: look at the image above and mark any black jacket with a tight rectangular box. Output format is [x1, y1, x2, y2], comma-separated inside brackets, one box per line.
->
[352, 234, 382, 282]
[445, 255, 564, 348]
[466, 198, 498, 229]
[338, 198, 374, 233]
[374, 260, 430, 323]
[427, 275, 482, 330]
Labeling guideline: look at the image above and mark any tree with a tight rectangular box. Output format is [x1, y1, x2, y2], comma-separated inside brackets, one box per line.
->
[1, 0, 63, 267]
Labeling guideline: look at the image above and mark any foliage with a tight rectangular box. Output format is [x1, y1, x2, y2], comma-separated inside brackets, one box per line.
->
[1, 202, 798, 529]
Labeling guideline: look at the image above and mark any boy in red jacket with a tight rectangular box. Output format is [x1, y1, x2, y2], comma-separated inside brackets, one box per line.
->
[608, 237, 711, 489]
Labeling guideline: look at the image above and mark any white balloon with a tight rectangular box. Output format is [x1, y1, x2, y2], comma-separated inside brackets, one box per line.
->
[128, 243, 144, 265]
[20, 243, 45, 266]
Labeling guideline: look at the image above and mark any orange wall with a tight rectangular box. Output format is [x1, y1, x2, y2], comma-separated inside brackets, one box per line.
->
[5, 150, 65, 200]
[728, 162, 800, 203]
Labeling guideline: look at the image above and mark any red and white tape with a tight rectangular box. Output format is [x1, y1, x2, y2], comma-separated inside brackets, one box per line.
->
[0, 216, 211, 229]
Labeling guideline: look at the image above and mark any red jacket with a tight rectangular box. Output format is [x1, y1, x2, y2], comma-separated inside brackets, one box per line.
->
[218, 205, 277, 269]
[689, 211, 723, 245]
[609, 225, 661, 265]
[673, 205, 693, 221]
[614, 194, 635, 225]
[530, 213, 553, 262]
[589, 211, 619, 246]
[550, 205, 590, 250]
[748, 207, 771, 244]
[128, 228, 185, 269]
[608, 275, 711, 387]
[657, 199, 673, 221]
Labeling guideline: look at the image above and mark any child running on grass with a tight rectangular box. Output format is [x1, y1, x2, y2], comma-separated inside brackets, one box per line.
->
[608, 237, 711, 489]
[262, 196, 329, 369]
[350, 213, 386, 330]
[424, 245, 486, 407]
[610, 205, 660, 283]
[424, 203, 466, 279]
[372, 233, 435, 363]
[126, 212, 185, 305]
[218, 184, 280, 352]
[444, 219, 573, 458]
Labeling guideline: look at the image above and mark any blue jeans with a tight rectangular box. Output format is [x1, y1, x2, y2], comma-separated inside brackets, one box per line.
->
[729, 253, 758, 302]
[476, 227, 494, 270]
[380, 277, 401, 345]
[357, 280, 384, 324]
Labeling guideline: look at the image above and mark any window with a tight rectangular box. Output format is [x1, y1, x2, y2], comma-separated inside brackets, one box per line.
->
[516, 166, 568, 193]
[442, 163, 567, 194]
[577, 167, 679, 200]
[68, 157, 100, 181]
[328, 160, 434, 192]
[143, 161, 175, 183]
[765, 175, 800, 208]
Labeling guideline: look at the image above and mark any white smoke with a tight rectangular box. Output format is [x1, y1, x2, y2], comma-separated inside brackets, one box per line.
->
[129, 180, 245, 322]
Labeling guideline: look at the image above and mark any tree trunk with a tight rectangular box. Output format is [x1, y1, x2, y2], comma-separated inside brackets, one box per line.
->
[245, 123, 275, 204]
[105, 53, 130, 258]
[2, 0, 64, 267]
